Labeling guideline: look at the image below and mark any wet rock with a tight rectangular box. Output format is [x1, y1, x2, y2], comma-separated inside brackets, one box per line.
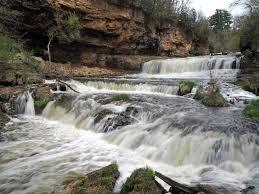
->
[94, 109, 113, 123]
[103, 106, 139, 132]
[0, 112, 10, 129]
[54, 163, 119, 194]
[178, 81, 196, 96]
[0, 86, 24, 114]
[33, 86, 54, 114]
[201, 92, 229, 107]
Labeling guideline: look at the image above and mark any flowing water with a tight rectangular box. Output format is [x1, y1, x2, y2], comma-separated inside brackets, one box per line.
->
[1, 55, 259, 194]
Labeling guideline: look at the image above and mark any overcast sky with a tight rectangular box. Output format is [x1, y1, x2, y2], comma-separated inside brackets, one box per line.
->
[191, 0, 243, 17]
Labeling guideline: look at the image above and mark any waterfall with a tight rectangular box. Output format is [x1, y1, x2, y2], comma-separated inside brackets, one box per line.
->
[142, 55, 240, 74]
[16, 91, 35, 116]
[66, 80, 179, 95]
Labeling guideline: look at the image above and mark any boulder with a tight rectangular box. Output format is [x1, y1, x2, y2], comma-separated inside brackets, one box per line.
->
[54, 163, 119, 194]
[121, 168, 163, 194]
[178, 81, 196, 96]
[33, 86, 54, 114]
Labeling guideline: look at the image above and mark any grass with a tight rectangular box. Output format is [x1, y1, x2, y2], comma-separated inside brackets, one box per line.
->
[233, 80, 259, 94]
[104, 94, 130, 104]
[121, 167, 161, 194]
[243, 99, 259, 118]
[0, 33, 42, 83]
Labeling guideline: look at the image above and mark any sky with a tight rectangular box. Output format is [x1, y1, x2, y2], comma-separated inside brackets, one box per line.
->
[191, 0, 243, 17]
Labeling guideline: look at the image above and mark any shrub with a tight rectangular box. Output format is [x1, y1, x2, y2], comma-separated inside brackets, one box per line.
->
[0, 33, 18, 62]
[243, 99, 259, 118]
[63, 12, 81, 40]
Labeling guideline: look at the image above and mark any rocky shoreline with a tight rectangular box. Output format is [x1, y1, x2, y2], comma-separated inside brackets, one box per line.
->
[54, 163, 221, 194]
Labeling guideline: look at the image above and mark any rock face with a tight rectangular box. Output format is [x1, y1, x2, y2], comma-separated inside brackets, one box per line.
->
[1, 0, 209, 71]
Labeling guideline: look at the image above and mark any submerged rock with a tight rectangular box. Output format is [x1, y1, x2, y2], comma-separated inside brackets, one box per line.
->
[54, 163, 119, 194]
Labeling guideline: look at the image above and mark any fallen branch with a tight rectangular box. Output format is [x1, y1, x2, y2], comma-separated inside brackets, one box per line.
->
[57, 79, 80, 94]
[155, 171, 197, 194]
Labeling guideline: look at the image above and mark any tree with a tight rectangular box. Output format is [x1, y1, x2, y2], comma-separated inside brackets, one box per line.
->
[231, 0, 259, 62]
[47, 27, 58, 64]
[209, 9, 233, 31]
[47, 12, 81, 64]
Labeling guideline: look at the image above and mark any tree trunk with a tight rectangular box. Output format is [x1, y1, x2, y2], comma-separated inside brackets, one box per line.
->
[47, 36, 53, 65]
[256, 21, 259, 65]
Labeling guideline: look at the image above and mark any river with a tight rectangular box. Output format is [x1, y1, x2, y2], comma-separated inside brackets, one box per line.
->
[0, 55, 258, 194]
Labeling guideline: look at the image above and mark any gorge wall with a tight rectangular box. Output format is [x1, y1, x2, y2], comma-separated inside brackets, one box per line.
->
[0, 0, 209, 71]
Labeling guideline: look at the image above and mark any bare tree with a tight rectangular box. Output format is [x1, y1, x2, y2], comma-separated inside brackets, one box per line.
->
[47, 27, 58, 65]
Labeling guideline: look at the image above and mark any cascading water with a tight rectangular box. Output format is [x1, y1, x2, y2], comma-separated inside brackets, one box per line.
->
[16, 91, 35, 116]
[1, 55, 259, 194]
[143, 55, 239, 74]
[140, 55, 241, 80]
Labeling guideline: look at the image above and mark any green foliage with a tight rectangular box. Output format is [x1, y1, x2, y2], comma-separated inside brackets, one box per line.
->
[209, 9, 233, 31]
[63, 12, 81, 40]
[34, 96, 53, 114]
[121, 167, 160, 194]
[243, 99, 259, 118]
[0, 33, 18, 62]
[104, 94, 130, 104]
[233, 80, 259, 94]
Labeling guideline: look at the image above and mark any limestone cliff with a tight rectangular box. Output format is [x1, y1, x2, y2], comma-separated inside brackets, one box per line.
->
[0, 0, 209, 71]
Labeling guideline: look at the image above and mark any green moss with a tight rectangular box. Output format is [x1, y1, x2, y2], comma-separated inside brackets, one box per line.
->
[232, 80, 259, 95]
[121, 167, 161, 194]
[194, 87, 229, 107]
[201, 92, 229, 107]
[34, 96, 53, 114]
[70, 163, 119, 194]
[243, 99, 259, 118]
[104, 94, 130, 104]
[194, 88, 205, 100]
[178, 80, 196, 96]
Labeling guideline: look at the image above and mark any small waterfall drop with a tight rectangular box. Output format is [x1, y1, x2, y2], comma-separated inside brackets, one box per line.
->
[16, 91, 35, 116]
[142, 55, 240, 74]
